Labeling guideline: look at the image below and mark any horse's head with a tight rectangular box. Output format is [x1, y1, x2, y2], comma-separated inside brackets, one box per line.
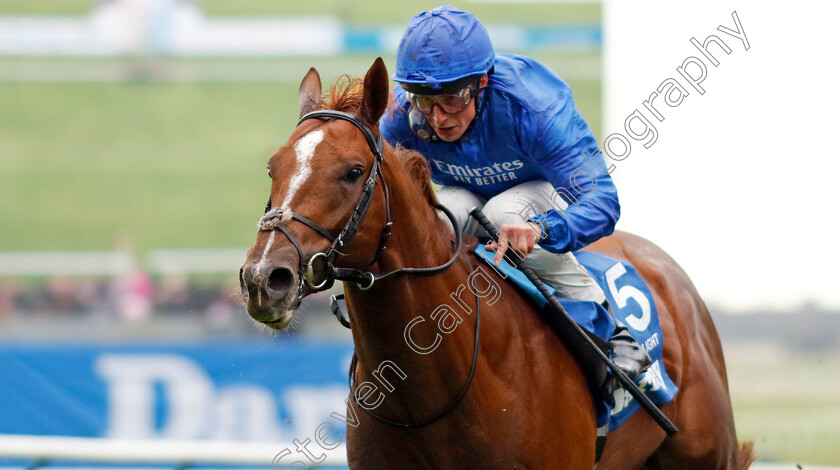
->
[239, 58, 393, 329]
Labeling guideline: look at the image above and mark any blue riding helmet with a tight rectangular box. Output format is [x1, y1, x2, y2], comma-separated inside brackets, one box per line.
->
[393, 5, 495, 95]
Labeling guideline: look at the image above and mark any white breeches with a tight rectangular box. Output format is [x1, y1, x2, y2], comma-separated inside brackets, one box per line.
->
[436, 180, 607, 303]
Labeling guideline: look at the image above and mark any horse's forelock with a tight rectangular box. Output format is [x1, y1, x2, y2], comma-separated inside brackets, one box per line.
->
[323, 75, 397, 120]
[394, 145, 438, 207]
[323, 75, 364, 113]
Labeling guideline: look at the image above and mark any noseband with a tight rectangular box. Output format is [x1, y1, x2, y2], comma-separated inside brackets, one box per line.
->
[258, 110, 463, 299]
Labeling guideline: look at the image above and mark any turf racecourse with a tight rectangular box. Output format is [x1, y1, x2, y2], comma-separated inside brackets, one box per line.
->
[0, 0, 601, 25]
[0, 54, 601, 255]
[0, 0, 602, 256]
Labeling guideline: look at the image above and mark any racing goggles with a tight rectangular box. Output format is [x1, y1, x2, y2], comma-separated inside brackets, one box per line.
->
[407, 86, 477, 115]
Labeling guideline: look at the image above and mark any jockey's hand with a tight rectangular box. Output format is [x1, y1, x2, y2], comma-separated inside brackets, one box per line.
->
[486, 222, 543, 266]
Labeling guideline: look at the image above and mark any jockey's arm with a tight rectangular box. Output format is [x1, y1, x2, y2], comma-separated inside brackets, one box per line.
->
[491, 99, 620, 260]
[527, 95, 620, 254]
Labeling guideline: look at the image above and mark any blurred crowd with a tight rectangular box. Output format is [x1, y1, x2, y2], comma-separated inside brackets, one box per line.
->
[0, 272, 243, 326]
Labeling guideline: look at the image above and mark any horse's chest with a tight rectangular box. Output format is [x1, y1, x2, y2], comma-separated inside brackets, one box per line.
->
[346, 415, 584, 469]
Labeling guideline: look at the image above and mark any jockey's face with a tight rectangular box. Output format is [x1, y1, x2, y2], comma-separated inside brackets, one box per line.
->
[422, 75, 488, 142]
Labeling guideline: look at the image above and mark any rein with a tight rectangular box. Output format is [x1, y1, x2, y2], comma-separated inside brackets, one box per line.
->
[348, 251, 482, 429]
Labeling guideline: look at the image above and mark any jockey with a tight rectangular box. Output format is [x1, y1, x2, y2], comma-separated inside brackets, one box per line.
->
[380, 6, 651, 382]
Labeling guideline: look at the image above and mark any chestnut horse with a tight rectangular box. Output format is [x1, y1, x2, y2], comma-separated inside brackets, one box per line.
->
[239, 58, 754, 469]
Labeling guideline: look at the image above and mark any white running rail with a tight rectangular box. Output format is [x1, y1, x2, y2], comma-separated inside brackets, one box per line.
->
[0, 434, 347, 468]
[0, 434, 837, 469]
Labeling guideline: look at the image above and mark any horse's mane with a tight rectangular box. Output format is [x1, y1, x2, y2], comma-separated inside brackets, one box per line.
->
[393, 145, 439, 207]
[322, 75, 438, 207]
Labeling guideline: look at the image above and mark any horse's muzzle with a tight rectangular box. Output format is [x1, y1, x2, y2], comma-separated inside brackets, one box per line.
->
[239, 261, 299, 328]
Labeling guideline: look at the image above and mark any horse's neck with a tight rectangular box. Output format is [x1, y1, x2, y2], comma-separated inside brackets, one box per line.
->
[345, 171, 479, 416]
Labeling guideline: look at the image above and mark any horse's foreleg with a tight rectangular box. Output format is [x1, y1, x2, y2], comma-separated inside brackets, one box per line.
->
[595, 404, 669, 470]
[651, 367, 742, 469]
[647, 315, 744, 469]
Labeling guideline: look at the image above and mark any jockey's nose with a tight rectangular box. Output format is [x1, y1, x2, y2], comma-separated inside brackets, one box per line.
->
[430, 105, 449, 125]
[266, 266, 296, 300]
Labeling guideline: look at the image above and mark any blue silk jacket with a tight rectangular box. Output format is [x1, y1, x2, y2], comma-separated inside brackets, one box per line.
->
[381, 53, 620, 253]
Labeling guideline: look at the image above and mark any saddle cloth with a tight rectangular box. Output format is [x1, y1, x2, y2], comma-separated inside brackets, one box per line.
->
[473, 245, 678, 430]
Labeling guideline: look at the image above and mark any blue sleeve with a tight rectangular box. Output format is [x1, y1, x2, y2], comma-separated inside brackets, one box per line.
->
[380, 86, 416, 149]
[525, 92, 620, 253]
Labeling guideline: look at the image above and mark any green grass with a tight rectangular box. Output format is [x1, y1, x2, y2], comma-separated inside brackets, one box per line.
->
[0, 0, 91, 15]
[727, 346, 840, 465]
[0, 80, 296, 254]
[0, 1, 602, 258]
[202, 0, 600, 25]
[0, 1, 600, 25]
[0, 56, 602, 255]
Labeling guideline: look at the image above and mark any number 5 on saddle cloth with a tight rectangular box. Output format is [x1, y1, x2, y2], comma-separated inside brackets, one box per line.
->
[472, 241, 678, 432]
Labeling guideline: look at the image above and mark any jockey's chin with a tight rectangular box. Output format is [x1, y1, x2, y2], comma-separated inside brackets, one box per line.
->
[431, 123, 467, 142]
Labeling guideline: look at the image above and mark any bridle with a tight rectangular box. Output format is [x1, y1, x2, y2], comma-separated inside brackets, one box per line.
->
[257, 109, 463, 298]
[257, 109, 477, 429]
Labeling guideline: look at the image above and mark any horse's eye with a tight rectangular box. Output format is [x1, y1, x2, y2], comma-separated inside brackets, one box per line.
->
[344, 167, 364, 183]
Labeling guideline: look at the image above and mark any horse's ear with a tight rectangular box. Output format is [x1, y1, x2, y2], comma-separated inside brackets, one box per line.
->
[359, 57, 389, 128]
[299, 67, 322, 118]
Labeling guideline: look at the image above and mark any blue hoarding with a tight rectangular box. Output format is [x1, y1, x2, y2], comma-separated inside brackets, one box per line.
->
[0, 339, 354, 442]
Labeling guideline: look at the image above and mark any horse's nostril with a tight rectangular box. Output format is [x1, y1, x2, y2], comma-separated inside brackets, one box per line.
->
[266, 267, 295, 297]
